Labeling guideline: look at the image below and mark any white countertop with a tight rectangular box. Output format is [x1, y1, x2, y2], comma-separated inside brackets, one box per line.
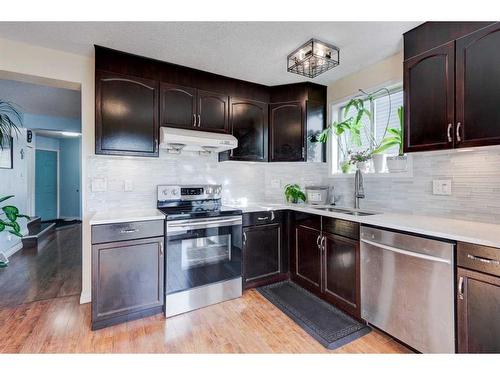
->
[89, 209, 165, 225]
[228, 202, 500, 249]
[88, 203, 500, 249]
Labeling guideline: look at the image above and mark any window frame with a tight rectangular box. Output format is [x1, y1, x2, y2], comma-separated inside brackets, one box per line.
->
[328, 83, 411, 178]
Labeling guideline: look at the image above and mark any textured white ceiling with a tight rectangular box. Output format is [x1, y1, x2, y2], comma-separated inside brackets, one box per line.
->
[0, 79, 81, 118]
[0, 22, 420, 86]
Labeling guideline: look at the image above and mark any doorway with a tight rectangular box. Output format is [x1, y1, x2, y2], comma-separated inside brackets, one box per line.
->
[35, 149, 58, 220]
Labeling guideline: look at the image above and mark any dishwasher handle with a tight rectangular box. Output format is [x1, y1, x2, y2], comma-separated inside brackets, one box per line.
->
[361, 238, 452, 264]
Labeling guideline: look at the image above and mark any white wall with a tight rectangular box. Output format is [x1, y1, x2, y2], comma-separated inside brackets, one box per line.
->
[0, 37, 93, 303]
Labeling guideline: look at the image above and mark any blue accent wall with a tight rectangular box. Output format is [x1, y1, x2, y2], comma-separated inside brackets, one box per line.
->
[24, 113, 81, 132]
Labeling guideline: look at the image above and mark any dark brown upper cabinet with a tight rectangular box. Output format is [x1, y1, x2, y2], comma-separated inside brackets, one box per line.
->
[404, 22, 500, 153]
[197, 90, 229, 133]
[404, 42, 455, 152]
[160, 84, 229, 133]
[96, 71, 159, 157]
[455, 23, 500, 148]
[160, 83, 197, 129]
[224, 98, 268, 162]
[270, 101, 305, 162]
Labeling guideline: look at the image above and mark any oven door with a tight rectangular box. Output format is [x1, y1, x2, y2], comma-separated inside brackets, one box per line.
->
[166, 215, 242, 295]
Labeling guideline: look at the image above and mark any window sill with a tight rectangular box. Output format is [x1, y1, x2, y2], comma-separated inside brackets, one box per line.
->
[329, 155, 413, 179]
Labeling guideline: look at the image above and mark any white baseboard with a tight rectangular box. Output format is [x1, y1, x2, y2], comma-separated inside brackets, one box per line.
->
[4, 241, 24, 258]
[80, 289, 91, 304]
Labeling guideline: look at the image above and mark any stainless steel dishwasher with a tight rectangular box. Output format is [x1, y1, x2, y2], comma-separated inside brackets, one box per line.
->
[360, 226, 455, 353]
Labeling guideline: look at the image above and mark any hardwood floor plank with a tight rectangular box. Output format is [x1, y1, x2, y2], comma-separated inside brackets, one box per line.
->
[0, 281, 411, 354]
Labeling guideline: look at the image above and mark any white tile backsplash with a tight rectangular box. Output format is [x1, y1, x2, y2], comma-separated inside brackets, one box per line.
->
[87, 147, 500, 224]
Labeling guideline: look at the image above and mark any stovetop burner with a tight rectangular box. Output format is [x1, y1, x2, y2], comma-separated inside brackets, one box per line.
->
[157, 184, 241, 221]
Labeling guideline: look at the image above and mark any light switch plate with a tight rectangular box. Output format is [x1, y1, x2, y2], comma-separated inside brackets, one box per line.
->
[433, 179, 452, 196]
[91, 178, 107, 192]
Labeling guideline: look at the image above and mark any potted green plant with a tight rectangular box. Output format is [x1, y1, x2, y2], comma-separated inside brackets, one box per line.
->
[315, 97, 370, 174]
[382, 106, 407, 173]
[284, 184, 306, 204]
[349, 149, 372, 173]
[0, 195, 29, 268]
[0, 100, 22, 149]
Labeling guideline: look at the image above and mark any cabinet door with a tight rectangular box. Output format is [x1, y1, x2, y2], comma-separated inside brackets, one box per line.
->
[323, 233, 360, 318]
[457, 267, 500, 353]
[243, 223, 281, 286]
[404, 41, 455, 152]
[270, 102, 305, 162]
[160, 83, 197, 129]
[96, 71, 159, 156]
[306, 100, 326, 162]
[198, 90, 229, 133]
[92, 237, 164, 329]
[456, 23, 500, 148]
[293, 225, 322, 294]
[228, 98, 268, 161]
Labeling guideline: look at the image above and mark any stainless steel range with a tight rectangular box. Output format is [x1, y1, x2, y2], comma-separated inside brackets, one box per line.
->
[157, 184, 242, 317]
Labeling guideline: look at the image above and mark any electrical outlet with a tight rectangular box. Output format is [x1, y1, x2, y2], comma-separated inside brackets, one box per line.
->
[91, 178, 107, 192]
[124, 180, 134, 192]
[433, 180, 452, 196]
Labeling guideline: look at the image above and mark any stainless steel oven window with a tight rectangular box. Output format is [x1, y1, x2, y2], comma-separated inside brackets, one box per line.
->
[181, 233, 231, 270]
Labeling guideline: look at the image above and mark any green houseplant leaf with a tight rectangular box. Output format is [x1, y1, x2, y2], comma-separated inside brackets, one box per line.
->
[284, 184, 306, 204]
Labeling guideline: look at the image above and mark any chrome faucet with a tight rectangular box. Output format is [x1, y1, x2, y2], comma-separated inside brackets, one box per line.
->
[354, 169, 365, 209]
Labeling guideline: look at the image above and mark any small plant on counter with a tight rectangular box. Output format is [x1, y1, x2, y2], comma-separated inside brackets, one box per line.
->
[0, 195, 29, 268]
[284, 184, 306, 204]
[348, 149, 372, 165]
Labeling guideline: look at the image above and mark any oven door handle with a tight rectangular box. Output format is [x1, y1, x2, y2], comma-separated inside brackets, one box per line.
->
[167, 217, 242, 231]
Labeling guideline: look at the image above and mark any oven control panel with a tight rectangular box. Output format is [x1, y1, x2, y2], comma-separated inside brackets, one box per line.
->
[157, 185, 222, 201]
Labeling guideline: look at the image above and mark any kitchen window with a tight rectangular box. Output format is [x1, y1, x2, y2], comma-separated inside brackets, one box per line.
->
[330, 85, 404, 175]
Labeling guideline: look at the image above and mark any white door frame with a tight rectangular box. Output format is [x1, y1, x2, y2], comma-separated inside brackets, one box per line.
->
[34, 147, 60, 220]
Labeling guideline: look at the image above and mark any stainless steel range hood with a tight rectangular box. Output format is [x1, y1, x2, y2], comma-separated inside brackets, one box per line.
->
[159, 127, 238, 154]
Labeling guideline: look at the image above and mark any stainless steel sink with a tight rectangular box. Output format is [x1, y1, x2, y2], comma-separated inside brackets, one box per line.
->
[314, 207, 378, 216]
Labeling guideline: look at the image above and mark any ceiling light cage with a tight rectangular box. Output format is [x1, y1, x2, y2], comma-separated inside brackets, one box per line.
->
[287, 38, 340, 78]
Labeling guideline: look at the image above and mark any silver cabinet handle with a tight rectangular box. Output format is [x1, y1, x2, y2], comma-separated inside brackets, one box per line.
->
[271, 211, 275, 221]
[193, 113, 196, 127]
[257, 216, 269, 221]
[120, 228, 138, 234]
[456, 122, 462, 142]
[447, 123, 452, 142]
[159, 242, 164, 256]
[316, 234, 322, 249]
[197, 114, 201, 127]
[243, 232, 247, 246]
[458, 276, 464, 300]
[321, 235, 326, 251]
[467, 253, 500, 266]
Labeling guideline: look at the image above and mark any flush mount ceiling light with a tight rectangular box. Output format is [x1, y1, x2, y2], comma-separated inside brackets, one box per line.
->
[287, 38, 340, 78]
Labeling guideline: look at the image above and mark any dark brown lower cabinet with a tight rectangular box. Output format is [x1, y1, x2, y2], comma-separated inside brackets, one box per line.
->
[243, 223, 281, 287]
[291, 214, 360, 319]
[294, 224, 322, 295]
[92, 235, 164, 330]
[457, 267, 500, 353]
[242, 211, 287, 289]
[322, 233, 360, 318]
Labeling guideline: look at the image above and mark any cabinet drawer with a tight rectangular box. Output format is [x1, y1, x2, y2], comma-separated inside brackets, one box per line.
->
[92, 220, 164, 244]
[243, 210, 282, 227]
[322, 217, 359, 240]
[458, 242, 500, 277]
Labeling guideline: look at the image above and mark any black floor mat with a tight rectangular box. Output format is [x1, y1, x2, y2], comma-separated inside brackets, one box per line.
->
[257, 281, 371, 350]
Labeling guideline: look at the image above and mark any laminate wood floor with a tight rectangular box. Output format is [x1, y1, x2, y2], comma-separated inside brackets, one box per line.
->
[0, 289, 412, 353]
[0, 225, 82, 308]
